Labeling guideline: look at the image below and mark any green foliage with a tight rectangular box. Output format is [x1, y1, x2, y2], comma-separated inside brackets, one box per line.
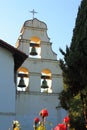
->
[59, 0, 87, 129]
[59, 89, 70, 110]
[59, 0, 87, 95]
[59, 90, 86, 129]
[71, 0, 87, 49]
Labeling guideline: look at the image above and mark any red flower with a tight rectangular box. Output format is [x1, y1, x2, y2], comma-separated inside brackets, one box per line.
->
[63, 116, 70, 123]
[39, 108, 48, 117]
[34, 117, 40, 123]
[53, 124, 66, 130]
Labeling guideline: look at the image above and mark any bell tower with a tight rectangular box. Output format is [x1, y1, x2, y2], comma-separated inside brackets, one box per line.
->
[15, 17, 67, 129]
[16, 18, 61, 92]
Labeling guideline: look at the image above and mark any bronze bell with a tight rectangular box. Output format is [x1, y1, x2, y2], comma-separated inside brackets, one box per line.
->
[41, 78, 48, 89]
[18, 77, 26, 88]
[30, 46, 37, 56]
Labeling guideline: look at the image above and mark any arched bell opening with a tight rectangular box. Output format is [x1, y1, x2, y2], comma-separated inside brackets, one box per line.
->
[17, 67, 29, 92]
[41, 69, 52, 93]
[29, 36, 41, 58]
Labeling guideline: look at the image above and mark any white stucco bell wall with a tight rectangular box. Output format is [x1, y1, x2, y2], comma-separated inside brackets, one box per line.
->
[22, 58, 63, 93]
[15, 18, 67, 130]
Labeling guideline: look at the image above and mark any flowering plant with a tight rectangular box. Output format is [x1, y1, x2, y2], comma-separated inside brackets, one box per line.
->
[12, 120, 21, 130]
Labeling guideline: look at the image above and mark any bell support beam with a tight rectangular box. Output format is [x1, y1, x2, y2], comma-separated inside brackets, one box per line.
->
[18, 73, 28, 77]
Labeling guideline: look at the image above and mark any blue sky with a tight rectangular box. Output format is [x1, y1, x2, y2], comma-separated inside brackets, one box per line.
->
[0, 0, 81, 59]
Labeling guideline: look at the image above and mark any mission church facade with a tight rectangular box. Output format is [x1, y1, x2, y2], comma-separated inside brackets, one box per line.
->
[0, 14, 67, 130]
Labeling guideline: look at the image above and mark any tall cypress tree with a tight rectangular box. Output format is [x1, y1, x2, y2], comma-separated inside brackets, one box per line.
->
[59, 0, 87, 129]
[60, 0, 87, 94]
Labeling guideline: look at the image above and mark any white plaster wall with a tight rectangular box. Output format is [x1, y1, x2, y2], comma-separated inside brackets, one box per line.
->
[0, 48, 16, 112]
[23, 59, 61, 74]
[22, 19, 50, 42]
[17, 40, 30, 55]
[52, 77, 63, 93]
[16, 93, 67, 130]
[0, 48, 16, 129]
[0, 115, 15, 130]
[22, 28, 49, 42]
[41, 43, 57, 59]
[29, 75, 41, 91]
[25, 19, 47, 29]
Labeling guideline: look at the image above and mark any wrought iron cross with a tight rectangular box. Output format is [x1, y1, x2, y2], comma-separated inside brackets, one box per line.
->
[30, 9, 38, 19]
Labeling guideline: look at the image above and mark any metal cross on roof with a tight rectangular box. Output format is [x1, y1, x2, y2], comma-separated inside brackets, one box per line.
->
[30, 9, 38, 19]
